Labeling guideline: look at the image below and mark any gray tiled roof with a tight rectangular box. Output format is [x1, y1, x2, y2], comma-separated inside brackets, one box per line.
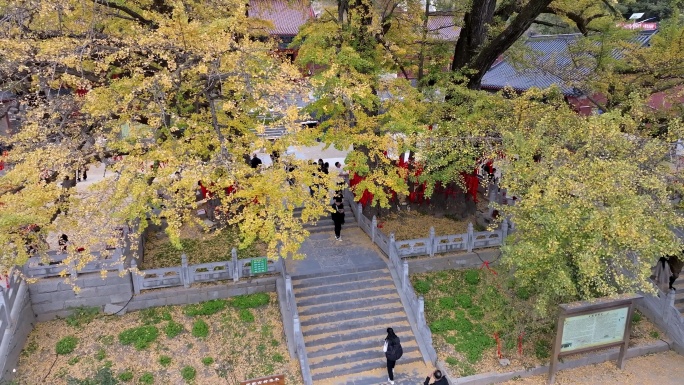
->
[481, 30, 658, 95]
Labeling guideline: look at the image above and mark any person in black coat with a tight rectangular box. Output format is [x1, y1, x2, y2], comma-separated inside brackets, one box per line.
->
[424, 369, 448, 385]
[331, 196, 345, 241]
[384, 327, 403, 384]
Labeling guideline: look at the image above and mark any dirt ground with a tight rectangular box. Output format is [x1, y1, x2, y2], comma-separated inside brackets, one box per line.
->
[13, 293, 300, 385]
[501, 350, 684, 384]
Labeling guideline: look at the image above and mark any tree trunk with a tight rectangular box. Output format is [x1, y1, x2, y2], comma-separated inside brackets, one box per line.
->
[450, 0, 554, 89]
[451, 0, 496, 71]
[417, 0, 431, 85]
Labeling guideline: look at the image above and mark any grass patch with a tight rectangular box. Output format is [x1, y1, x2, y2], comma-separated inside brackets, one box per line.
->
[95, 348, 106, 361]
[239, 309, 255, 323]
[117, 371, 133, 382]
[192, 319, 209, 338]
[118, 325, 159, 350]
[165, 320, 185, 338]
[185, 299, 227, 316]
[139, 372, 154, 384]
[181, 366, 196, 382]
[201, 357, 214, 366]
[65, 306, 100, 328]
[230, 293, 270, 309]
[413, 268, 551, 368]
[159, 355, 172, 367]
[56, 336, 78, 355]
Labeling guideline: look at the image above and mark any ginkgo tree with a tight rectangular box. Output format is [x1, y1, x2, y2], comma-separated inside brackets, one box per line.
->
[0, 0, 336, 272]
[492, 88, 684, 315]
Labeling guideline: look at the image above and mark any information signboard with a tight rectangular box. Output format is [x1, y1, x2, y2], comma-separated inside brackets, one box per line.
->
[560, 307, 629, 353]
[547, 294, 641, 384]
[240, 374, 285, 385]
[250, 257, 269, 275]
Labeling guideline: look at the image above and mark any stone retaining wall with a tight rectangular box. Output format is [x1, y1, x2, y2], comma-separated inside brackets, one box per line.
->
[29, 272, 133, 322]
[126, 276, 277, 311]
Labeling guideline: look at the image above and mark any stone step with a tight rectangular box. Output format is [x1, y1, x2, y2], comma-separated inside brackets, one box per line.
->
[298, 295, 402, 317]
[300, 303, 406, 327]
[295, 276, 395, 299]
[309, 344, 420, 370]
[310, 352, 423, 382]
[304, 222, 359, 234]
[302, 312, 408, 337]
[297, 286, 398, 307]
[293, 268, 389, 288]
[306, 325, 414, 356]
[304, 320, 413, 351]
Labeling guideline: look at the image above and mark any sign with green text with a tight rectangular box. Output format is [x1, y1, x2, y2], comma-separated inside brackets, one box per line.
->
[250, 257, 269, 275]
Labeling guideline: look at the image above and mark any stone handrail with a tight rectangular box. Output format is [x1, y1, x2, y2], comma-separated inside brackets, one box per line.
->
[342, 187, 509, 260]
[285, 275, 313, 385]
[23, 248, 125, 279]
[130, 249, 283, 294]
[0, 271, 28, 369]
[388, 235, 438, 364]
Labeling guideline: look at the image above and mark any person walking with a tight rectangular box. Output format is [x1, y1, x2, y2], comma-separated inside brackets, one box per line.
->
[250, 153, 262, 169]
[424, 369, 448, 385]
[384, 327, 403, 384]
[331, 196, 345, 241]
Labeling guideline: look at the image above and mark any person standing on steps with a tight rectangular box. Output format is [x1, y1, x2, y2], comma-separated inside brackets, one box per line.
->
[424, 369, 448, 385]
[384, 327, 403, 384]
[331, 196, 345, 241]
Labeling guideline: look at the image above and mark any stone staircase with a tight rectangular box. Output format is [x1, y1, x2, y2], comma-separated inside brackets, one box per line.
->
[292, 265, 424, 384]
[295, 197, 357, 234]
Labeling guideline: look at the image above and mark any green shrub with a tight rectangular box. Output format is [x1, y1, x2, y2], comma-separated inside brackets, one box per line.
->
[67, 356, 80, 365]
[95, 348, 106, 361]
[230, 293, 269, 309]
[239, 309, 255, 323]
[159, 355, 172, 367]
[534, 339, 551, 360]
[56, 336, 78, 355]
[192, 319, 209, 338]
[464, 270, 480, 285]
[165, 320, 185, 338]
[139, 308, 164, 325]
[67, 367, 118, 385]
[118, 371, 133, 382]
[650, 330, 660, 339]
[467, 306, 485, 320]
[445, 356, 458, 366]
[118, 325, 159, 350]
[270, 339, 279, 347]
[65, 306, 100, 327]
[184, 299, 227, 316]
[438, 297, 456, 310]
[161, 310, 172, 321]
[272, 353, 284, 363]
[139, 372, 154, 384]
[515, 286, 531, 300]
[414, 280, 431, 294]
[180, 366, 196, 382]
[632, 312, 642, 324]
[202, 357, 214, 366]
[455, 293, 473, 309]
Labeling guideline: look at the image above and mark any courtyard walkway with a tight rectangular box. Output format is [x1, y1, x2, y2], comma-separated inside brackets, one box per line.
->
[286, 228, 430, 384]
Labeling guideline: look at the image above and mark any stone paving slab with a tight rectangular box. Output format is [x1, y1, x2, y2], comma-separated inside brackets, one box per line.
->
[287, 227, 387, 277]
